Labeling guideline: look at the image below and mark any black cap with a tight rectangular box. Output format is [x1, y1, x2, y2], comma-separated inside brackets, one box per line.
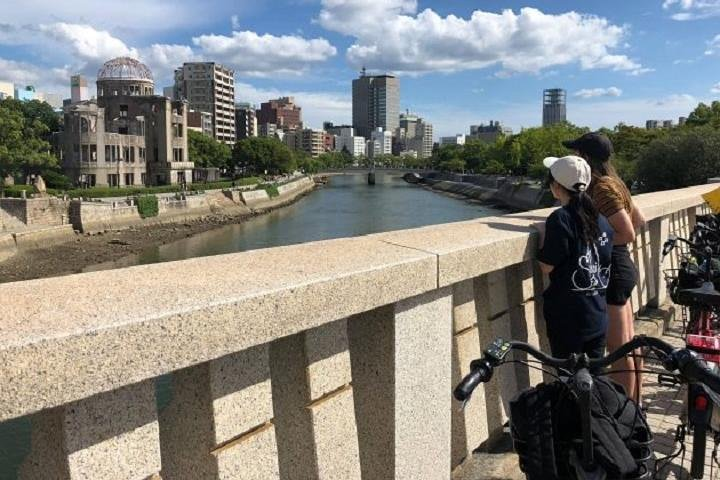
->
[562, 132, 613, 161]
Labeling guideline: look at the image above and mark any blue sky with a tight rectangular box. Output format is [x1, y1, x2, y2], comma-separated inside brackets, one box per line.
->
[0, 0, 719, 137]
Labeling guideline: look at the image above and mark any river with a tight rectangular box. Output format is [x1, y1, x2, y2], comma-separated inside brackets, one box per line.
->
[0, 173, 501, 478]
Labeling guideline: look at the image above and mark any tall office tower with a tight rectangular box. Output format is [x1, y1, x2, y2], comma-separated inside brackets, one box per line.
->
[542, 88, 567, 127]
[352, 70, 400, 139]
[71, 75, 88, 104]
[234, 102, 258, 140]
[174, 62, 236, 144]
[257, 97, 302, 131]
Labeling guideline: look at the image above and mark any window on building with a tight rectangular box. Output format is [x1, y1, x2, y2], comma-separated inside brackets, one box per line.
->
[123, 146, 130, 162]
[119, 105, 128, 118]
[130, 147, 135, 163]
[173, 148, 183, 162]
[173, 123, 183, 137]
[107, 174, 119, 187]
[90, 145, 97, 162]
[141, 173, 146, 185]
[139, 147, 146, 162]
[105, 145, 111, 162]
[80, 117, 89, 133]
[154, 147, 158, 162]
[124, 173, 134, 186]
[138, 120, 145, 136]
[119, 127, 128, 135]
[87, 174, 96, 187]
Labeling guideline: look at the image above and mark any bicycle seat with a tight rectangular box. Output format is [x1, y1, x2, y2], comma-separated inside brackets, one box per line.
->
[678, 282, 720, 307]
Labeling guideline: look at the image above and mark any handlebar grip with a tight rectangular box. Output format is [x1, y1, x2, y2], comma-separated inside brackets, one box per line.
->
[676, 349, 720, 394]
[454, 360, 492, 402]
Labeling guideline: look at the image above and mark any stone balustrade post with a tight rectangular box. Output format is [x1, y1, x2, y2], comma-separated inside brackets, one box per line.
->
[158, 344, 279, 479]
[348, 288, 453, 480]
[450, 279, 487, 468]
[648, 215, 670, 309]
[19, 380, 161, 480]
[269, 318, 361, 479]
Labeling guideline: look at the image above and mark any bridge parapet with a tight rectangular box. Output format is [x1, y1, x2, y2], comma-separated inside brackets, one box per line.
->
[0, 184, 713, 479]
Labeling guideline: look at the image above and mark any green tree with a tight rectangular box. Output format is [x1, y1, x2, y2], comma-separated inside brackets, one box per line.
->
[686, 101, 720, 128]
[636, 126, 720, 191]
[188, 130, 231, 169]
[231, 137, 296, 175]
[0, 100, 57, 179]
[606, 124, 668, 185]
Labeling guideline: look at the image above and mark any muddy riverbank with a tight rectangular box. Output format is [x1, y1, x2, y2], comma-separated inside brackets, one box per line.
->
[0, 187, 316, 284]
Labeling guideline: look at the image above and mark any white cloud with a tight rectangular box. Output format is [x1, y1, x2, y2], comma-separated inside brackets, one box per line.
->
[192, 31, 337, 77]
[38, 23, 138, 63]
[712, 82, 720, 93]
[0, 57, 69, 94]
[318, 3, 646, 75]
[235, 82, 351, 128]
[705, 34, 720, 55]
[663, 0, 720, 20]
[574, 87, 623, 98]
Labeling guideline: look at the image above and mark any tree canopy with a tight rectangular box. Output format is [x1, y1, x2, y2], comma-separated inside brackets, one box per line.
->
[188, 130, 231, 169]
[0, 99, 58, 179]
[232, 137, 297, 175]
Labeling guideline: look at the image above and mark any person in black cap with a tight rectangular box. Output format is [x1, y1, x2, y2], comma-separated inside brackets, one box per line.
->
[563, 132, 646, 403]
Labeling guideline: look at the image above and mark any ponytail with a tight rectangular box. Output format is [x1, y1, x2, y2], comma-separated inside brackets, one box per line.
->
[548, 171, 600, 244]
[568, 187, 601, 244]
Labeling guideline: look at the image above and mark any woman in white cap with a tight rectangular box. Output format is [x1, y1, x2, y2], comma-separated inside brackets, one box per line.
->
[563, 132, 646, 403]
[535, 155, 614, 359]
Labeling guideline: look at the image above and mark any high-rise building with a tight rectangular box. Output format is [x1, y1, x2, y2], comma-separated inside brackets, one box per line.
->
[15, 85, 36, 102]
[162, 86, 175, 100]
[174, 62, 235, 144]
[679, 116, 688, 126]
[58, 57, 193, 187]
[71, 75, 88, 104]
[352, 70, 400, 139]
[542, 88, 567, 127]
[440, 135, 466, 146]
[335, 127, 366, 158]
[187, 110, 214, 137]
[646, 119, 674, 130]
[0, 81, 13, 100]
[369, 128, 393, 158]
[235, 102, 258, 140]
[469, 121, 513, 143]
[259, 123, 278, 138]
[257, 97, 302, 131]
[396, 112, 433, 159]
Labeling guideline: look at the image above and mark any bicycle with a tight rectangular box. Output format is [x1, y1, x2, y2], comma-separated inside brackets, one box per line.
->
[454, 335, 720, 479]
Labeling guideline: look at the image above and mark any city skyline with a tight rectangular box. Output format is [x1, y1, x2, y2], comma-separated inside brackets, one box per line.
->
[0, 1, 719, 136]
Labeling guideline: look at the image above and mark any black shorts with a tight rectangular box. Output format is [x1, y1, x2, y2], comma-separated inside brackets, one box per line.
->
[548, 332, 606, 361]
[607, 245, 638, 306]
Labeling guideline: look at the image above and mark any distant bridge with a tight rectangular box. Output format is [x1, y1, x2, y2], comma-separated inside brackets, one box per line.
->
[318, 167, 432, 176]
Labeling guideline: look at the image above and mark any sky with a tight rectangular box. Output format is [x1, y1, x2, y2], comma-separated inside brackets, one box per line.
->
[0, 0, 719, 137]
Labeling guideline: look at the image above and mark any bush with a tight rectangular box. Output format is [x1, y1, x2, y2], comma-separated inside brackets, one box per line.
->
[136, 195, 159, 218]
[256, 183, 280, 198]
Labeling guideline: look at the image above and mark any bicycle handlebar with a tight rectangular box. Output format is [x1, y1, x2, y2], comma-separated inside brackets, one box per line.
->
[454, 335, 720, 402]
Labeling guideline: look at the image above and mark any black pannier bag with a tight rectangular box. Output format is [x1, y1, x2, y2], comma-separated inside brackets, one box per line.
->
[509, 376, 652, 480]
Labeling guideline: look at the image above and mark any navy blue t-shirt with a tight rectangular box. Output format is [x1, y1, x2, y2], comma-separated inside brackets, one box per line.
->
[537, 206, 614, 343]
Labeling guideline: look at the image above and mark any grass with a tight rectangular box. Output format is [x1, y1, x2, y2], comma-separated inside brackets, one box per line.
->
[0, 177, 263, 199]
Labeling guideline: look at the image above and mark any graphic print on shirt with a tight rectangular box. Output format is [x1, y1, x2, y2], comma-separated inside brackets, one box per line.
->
[571, 233, 611, 293]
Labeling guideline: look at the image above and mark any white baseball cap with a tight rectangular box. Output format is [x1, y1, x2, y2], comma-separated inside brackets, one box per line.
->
[542, 155, 592, 193]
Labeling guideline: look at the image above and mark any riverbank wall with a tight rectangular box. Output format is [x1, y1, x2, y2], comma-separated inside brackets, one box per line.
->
[70, 176, 316, 234]
[423, 173, 553, 211]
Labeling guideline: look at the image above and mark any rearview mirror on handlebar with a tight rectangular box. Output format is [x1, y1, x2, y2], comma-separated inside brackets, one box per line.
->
[663, 234, 678, 257]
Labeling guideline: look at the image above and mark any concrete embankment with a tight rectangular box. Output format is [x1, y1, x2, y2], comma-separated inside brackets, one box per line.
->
[423, 173, 553, 211]
[70, 176, 316, 234]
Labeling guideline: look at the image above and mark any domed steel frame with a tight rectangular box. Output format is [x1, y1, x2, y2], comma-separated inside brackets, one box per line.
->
[97, 57, 154, 82]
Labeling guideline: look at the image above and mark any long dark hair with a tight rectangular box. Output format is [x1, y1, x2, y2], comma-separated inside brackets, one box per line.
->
[548, 172, 601, 244]
[579, 149, 632, 199]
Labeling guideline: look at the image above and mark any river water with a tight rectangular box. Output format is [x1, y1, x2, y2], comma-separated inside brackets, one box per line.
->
[0, 173, 500, 478]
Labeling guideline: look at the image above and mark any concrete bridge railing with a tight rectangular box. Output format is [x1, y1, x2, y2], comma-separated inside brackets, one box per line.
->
[0, 183, 714, 479]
